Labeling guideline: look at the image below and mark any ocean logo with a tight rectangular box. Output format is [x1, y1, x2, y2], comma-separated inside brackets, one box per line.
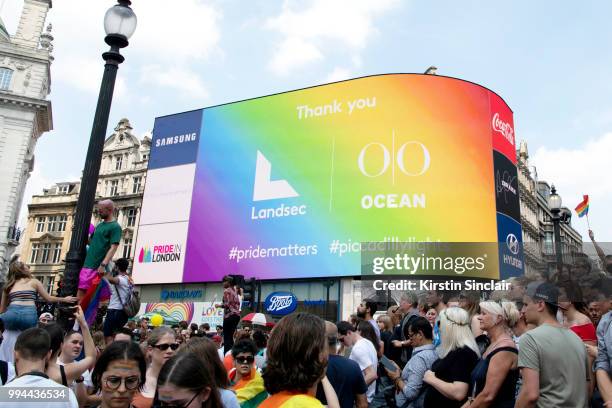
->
[138, 247, 153, 263]
[253, 150, 299, 201]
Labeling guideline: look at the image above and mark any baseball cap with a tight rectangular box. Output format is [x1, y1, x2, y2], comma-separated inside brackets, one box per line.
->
[525, 282, 559, 306]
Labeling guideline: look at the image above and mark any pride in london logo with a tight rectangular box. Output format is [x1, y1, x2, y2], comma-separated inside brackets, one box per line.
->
[138, 244, 182, 263]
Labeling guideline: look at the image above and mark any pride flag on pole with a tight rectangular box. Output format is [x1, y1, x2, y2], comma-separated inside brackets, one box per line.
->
[575, 195, 589, 217]
[80, 274, 111, 326]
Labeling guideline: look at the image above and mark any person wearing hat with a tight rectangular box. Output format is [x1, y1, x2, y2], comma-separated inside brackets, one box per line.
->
[515, 282, 590, 408]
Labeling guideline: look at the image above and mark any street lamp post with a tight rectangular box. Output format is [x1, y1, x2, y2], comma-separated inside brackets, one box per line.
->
[61, 1, 137, 310]
[548, 185, 564, 276]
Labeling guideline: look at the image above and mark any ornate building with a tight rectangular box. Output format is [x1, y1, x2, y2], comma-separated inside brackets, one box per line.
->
[0, 0, 53, 283]
[517, 141, 583, 278]
[18, 119, 150, 291]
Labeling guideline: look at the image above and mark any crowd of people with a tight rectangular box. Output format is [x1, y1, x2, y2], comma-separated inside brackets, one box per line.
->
[0, 268, 611, 407]
[0, 198, 610, 407]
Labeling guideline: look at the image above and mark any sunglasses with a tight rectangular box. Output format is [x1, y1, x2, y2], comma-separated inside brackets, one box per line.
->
[236, 355, 255, 364]
[153, 343, 179, 351]
[104, 375, 140, 390]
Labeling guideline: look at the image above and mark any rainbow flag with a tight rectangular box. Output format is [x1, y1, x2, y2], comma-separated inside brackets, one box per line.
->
[575, 195, 589, 217]
[80, 274, 111, 326]
[259, 392, 323, 408]
[230, 368, 267, 408]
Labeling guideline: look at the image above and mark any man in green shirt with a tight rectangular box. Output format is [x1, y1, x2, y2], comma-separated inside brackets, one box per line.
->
[516, 282, 590, 408]
[77, 199, 122, 300]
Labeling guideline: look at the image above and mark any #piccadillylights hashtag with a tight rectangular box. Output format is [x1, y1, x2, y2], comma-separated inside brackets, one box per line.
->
[329, 240, 339, 254]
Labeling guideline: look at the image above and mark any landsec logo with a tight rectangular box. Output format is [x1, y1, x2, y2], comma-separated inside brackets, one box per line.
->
[138, 244, 182, 263]
[253, 150, 299, 201]
[264, 292, 298, 315]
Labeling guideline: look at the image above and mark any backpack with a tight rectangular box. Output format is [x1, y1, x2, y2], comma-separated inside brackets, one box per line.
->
[114, 277, 141, 318]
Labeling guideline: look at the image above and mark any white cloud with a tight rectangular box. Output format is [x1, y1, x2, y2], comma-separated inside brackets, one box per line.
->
[269, 37, 323, 75]
[140, 65, 209, 100]
[3, 1, 221, 98]
[266, 0, 400, 75]
[53, 56, 126, 99]
[531, 133, 612, 240]
[324, 67, 352, 83]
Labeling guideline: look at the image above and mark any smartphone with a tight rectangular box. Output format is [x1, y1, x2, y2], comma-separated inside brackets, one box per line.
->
[380, 355, 397, 372]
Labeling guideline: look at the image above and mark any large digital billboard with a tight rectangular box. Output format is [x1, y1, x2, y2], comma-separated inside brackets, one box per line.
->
[133, 74, 523, 284]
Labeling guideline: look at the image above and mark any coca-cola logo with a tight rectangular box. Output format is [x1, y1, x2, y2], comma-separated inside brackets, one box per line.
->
[264, 292, 297, 315]
[492, 113, 514, 145]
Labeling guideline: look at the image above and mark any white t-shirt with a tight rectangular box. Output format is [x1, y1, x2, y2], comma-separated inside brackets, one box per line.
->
[108, 275, 130, 310]
[3, 374, 78, 408]
[57, 359, 93, 392]
[349, 337, 378, 402]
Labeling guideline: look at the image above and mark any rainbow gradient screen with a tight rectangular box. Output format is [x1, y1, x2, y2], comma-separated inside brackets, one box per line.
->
[132, 74, 523, 284]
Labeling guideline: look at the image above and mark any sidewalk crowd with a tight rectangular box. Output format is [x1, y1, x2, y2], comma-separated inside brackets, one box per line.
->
[0, 199, 611, 407]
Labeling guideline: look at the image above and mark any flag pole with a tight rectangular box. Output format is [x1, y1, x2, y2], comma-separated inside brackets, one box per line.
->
[586, 213, 591, 230]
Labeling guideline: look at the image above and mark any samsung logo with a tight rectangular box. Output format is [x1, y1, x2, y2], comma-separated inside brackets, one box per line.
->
[155, 133, 197, 147]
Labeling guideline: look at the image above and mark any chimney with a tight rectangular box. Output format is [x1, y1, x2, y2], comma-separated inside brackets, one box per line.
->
[12, 0, 52, 49]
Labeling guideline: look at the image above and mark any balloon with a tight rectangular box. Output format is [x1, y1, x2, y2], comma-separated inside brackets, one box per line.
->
[150, 314, 163, 327]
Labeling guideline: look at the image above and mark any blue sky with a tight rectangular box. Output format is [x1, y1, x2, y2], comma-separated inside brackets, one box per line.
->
[3, 0, 612, 240]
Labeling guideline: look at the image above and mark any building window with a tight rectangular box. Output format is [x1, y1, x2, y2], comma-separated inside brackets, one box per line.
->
[58, 185, 70, 194]
[47, 215, 58, 232]
[142, 154, 148, 161]
[30, 244, 40, 263]
[45, 276, 54, 293]
[36, 217, 45, 232]
[115, 155, 123, 170]
[57, 215, 67, 232]
[0, 68, 13, 90]
[132, 176, 142, 194]
[40, 243, 51, 264]
[52, 243, 62, 264]
[126, 208, 137, 227]
[123, 238, 133, 259]
[109, 180, 119, 196]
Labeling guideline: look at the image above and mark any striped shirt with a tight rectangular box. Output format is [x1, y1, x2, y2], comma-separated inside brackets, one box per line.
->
[396, 344, 438, 408]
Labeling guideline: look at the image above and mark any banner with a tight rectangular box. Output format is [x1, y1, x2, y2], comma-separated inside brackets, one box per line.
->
[137, 302, 223, 327]
[134, 74, 523, 283]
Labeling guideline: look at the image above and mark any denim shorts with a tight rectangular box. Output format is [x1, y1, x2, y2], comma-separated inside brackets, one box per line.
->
[0, 304, 38, 331]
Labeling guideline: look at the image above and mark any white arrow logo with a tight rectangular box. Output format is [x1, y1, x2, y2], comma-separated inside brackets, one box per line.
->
[253, 150, 299, 201]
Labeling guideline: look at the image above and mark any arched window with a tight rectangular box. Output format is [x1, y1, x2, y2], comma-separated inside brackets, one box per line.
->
[0, 67, 13, 90]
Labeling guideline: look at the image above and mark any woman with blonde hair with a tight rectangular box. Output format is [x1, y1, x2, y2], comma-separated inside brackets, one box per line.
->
[0, 261, 77, 361]
[464, 300, 520, 408]
[423, 307, 480, 408]
[132, 326, 178, 408]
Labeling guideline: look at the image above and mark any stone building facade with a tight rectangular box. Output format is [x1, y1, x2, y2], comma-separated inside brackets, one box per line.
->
[0, 0, 53, 282]
[18, 119, 150, 291]
[517, 141, 583, 278]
